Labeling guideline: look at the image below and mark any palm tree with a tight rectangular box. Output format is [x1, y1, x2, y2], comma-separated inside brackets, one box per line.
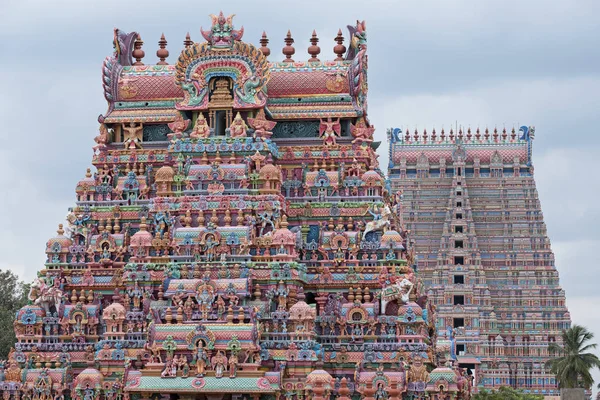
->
[547, 324, 600, 389]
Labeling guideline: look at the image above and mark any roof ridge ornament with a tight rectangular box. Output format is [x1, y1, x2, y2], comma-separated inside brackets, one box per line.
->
[200, 11, 244, 50]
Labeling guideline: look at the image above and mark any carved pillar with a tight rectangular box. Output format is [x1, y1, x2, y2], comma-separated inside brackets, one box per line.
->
[315, 292, 328, 315]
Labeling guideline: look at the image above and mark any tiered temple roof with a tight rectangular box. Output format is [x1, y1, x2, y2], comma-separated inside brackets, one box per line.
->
[1, 12, 473, 400]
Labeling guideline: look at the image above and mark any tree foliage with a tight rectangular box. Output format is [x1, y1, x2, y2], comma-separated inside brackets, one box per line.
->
[0, 269, 30, 359]
[473, 386, 544, 400]
[547, 324, 600, 389]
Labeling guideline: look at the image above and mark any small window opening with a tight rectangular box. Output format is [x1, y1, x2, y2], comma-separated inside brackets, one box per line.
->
[454, 256, 464, 265]
[456, 213, 463, 219]
[455, 240, 464, 249]
[457, 344, 466, 353]
[454, 295, 465, 305]
[454, 226, 463, 233]
[453, 318, 465, 328]
[454, 275, 465, 284]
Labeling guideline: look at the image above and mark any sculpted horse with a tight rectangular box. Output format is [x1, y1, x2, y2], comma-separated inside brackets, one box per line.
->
[28, 278, 63, 314]
[363, 204, 392, 238]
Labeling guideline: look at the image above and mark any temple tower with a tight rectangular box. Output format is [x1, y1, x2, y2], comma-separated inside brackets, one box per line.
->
[388, 127, 571, 397]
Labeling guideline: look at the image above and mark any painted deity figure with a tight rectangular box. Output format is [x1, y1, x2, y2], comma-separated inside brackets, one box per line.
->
[395, 277, 414, 304]
[28, 277, 63, 314]
[190, 112, 210, 139]
[212, 351, 227, 378]
[257, 210, 275, 236]
[375, 382, 389, 400]
[93, 124, 110, 153]
[216, 294, 226, 320]
[247, 108, 276, 139]
[228, 352, 238, 378]
[122, 122, 143, 149]
[351, 117, 375, 145]
[230, 112, 248, 138]
[195, 342, 208, 377]
[167, 113, 190, 140]
[363, 204, 392, 239]
[319, 117, 341, 146]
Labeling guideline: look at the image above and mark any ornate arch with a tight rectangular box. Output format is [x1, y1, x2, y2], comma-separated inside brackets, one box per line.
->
[175, 41, 270, 110]
[186, 325, 216, 349]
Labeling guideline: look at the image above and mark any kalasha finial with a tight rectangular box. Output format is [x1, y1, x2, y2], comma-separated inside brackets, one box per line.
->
[132, 34, 145, 66]
[183, 32, 193, 48]
[334, 29, 346, 61]
[157, 33, 169, 65]
[259, 31, 271, 57]
[308, 30, 321, 62]
[282, 30, 295, 63]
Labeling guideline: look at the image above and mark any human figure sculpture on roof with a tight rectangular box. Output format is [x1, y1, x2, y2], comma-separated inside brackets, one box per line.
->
[122, 122, 143, 149]
[190, 112, 211, 139]
[319, 117, 341, 146]
[167, 113, 190, 140]
[93, 124, 110, 154]
[362, 204, 392, 239]
[351, 117, 375, 145]
[230, 112, 248, 138]
[195, 342, 209, 377]
[28, 278, 63, 314]
[212, 351, 227, 378]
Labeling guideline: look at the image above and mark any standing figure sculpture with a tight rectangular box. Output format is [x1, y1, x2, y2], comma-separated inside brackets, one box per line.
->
[122, 122, 143, 149]
[319, 117, 341, 146]
[195, 342, 209, 377]
[93, 124, 110, 154]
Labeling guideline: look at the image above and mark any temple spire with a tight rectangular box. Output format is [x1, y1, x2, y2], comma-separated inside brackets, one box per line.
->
[133, 34, 145, 66]
[156, 33, 169, 65]
[333, 29, 346, 61]
[282, 30, 295, 63]
[259, 31, 271, 57]
[308, 30, 320, 62]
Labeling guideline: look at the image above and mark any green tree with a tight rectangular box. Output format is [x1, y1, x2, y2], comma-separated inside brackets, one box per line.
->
[0, 269, 30, 359]
[547, 324, 600, 389]
[474, 386, 544, 400]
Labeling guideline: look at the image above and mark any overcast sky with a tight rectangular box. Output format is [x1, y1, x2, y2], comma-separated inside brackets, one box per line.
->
[1, 0, 599, 390]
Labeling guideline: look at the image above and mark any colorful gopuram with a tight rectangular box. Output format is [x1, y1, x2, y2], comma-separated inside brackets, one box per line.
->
[387, 127, 570, 397]
[0, 13, 474, 400]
